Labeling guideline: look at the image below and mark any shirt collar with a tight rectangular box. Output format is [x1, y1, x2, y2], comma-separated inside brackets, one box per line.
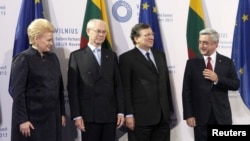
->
[136, 46, 152, 56]
[88, 43, 101, 51]
[203, 52, 217, 61]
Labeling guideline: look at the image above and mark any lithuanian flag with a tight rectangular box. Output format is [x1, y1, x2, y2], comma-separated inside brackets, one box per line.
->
[186, 0, 205, 59]
[80, 0, 112, 49]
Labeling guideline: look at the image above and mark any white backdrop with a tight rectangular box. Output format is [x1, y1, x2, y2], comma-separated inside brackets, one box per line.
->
[1, 0, 250, 141]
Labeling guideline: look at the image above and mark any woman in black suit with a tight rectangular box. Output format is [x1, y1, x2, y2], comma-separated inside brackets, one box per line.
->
[10, 19, 66, 141]
[119, 23, 173, 141]
[182, 28, 240, 141]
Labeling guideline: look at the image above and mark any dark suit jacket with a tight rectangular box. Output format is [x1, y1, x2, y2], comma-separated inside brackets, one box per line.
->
[182, 52, 240, 125]
[67, 46, 124, 123]
[10, 47, 65, 141]
[119, 47, 173, 126]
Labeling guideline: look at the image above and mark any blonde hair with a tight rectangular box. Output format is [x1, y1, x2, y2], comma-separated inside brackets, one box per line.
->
[27, 18, 55, 45]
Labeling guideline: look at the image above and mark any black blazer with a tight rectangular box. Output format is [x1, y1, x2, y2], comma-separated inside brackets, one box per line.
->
[10, 47, 65, 141]
[119, 47, 173, 126]
[67, 46, 124, 123]
[182, 52, 240, 125]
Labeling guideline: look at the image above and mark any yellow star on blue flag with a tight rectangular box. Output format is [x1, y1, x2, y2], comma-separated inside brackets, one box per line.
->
[231, 0, 250, 110]
[9, 0, 44, 96]
[139, 0, 164, 52]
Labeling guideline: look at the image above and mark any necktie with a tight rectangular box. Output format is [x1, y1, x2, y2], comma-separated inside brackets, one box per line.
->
[146, 52, 158, 73]
[94, 48, 101, 65]
[206, 57, 213, 70]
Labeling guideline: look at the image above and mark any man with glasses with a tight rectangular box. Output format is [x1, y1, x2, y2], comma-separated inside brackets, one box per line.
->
[182, 28, 240, 141]
[67, 19, 124, 141]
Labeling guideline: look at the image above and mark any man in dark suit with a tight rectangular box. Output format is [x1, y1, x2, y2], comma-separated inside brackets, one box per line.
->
[119, 23, 173, 141]
[67, 19, 124, 141]
[182, 28, 240, 141]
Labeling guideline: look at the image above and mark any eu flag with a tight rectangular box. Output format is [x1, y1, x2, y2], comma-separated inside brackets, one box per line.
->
[231, 0, 250, 110]
[12, 0, 44, 57]
[9, 0, 44, 96]
[139, 0, 178, 128]
[139, 0, 164, 52]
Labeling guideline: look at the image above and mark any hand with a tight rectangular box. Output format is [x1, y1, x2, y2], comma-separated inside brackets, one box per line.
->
[61, 115, 66, 127]
[125, 117, 135, 131]
[203, 69, 218, 82]
[117, 114, 125, 129]
[186, 117, 196, 127]
[75, 118, 86, 132]
[19, 121, 35, 137]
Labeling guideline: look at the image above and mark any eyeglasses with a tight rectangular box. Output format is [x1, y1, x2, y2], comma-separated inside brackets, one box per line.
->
[90, 29, 107, 34]
[199, 41, 214, 46]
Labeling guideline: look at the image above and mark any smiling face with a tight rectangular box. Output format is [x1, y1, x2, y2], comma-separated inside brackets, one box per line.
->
[134, 27, 154, 51]
[34, 31, 54, 53]
[27, 19, 55, 55]
[198, 34, 218, 56]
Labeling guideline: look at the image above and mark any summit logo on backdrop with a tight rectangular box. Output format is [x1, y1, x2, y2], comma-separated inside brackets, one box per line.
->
[112, 0, 132, 22]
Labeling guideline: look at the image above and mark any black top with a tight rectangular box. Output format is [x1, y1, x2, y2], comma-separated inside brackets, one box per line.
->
[10, 47, 65, 141]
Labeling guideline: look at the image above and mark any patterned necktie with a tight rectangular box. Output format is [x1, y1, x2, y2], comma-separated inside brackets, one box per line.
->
[146, 52, 158, 73]
[207, 56, 213, 70]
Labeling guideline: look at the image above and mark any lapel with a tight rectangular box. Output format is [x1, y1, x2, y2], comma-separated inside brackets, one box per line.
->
[80, 47, 100, 80]
[197, 55, 207, 68]
[134, 48, 158, 74]
[214, 53, 223, 73]
[99, 48, 113, 78]
[151, 49, 161, 73]
[197, 55, 213, 85]
[85, 46, 100, 67]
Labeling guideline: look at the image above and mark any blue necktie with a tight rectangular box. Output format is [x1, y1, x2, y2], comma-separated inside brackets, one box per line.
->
[94, 48, 101, 65]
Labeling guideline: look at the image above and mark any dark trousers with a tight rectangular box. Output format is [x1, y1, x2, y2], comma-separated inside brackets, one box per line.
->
[129, 114, 170, 141]
[194, 110, 218, 141]
[128, 130, 137, 141]
[81, 122, 116, 141]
